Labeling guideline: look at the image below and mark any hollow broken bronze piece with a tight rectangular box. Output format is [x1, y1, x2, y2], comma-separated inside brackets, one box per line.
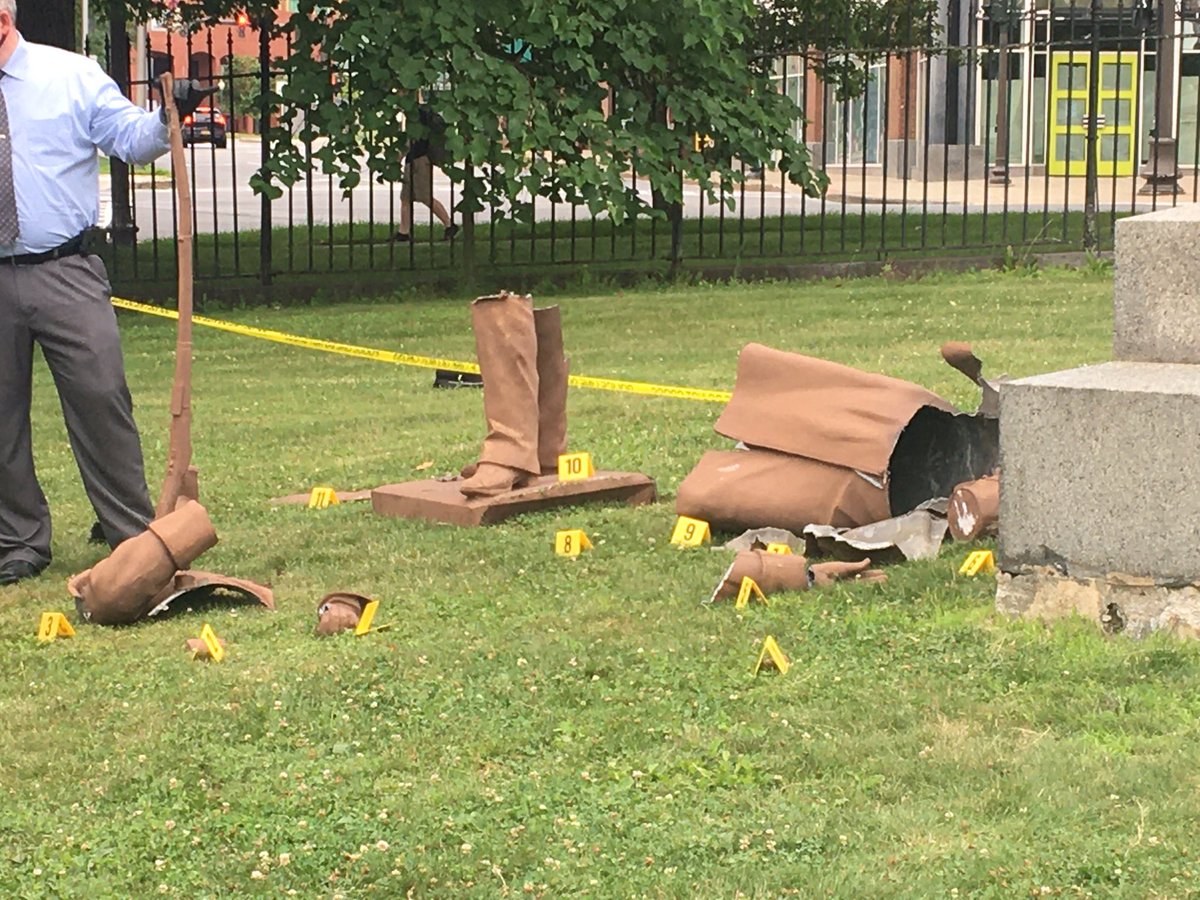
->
[69, 500, 219, 626]
[941, 341, 1002, 417]
[315, 592, 373, 636]
[714, 343, 955, 478]
[708, 549, 886, 604]
[678, 342, 1000, 535]
[186, 635, 227, 658]
[149, 570, 276, 617]
[947, 472, 1000, 542]
[678, 448, 890, 533]
[373, 292, 655, 526]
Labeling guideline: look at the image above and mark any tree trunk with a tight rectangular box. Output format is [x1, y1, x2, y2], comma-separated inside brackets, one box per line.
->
[19, 0, 76, 51]
[651, 100, 685, 276]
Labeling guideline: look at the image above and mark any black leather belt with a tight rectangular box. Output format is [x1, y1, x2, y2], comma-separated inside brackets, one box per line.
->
[0, 233, 88, 266]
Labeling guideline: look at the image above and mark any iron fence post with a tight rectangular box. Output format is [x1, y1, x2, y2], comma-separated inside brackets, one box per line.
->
[463, 202, 476, 285]
[1083, 0, 1101, 252]
[259, 21, 273, 286]
[988, 0, 1018, 185]
[1140, 0, 1184, 194]
[107, 0, 135, 246]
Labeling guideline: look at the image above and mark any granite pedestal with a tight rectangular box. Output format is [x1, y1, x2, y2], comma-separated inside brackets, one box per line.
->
[998, 207, 1200, 635]
[1113, 206, 1200, 365]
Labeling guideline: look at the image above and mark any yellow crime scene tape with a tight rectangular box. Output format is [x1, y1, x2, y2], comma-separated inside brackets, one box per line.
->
[111, 297, 733, 404]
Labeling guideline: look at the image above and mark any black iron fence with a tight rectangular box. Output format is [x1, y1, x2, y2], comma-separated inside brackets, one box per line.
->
[104, 2, 1200, 292]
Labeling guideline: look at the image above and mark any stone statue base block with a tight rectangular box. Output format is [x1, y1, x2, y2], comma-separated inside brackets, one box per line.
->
[1000, 361, 1200, 581]
[1114, 205, 1200, 364]
[371, 472, 658, 526]
[996, 570, 1200, 639]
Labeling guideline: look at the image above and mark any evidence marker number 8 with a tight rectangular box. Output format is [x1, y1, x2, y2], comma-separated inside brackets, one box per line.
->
[555, 529, 593, 558]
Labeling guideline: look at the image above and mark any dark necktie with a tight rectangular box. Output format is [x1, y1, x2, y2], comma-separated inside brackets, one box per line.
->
[0, 71, 19, 245]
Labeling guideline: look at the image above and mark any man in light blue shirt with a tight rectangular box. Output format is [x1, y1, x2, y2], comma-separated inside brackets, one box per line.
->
[0, 0, 211, 586]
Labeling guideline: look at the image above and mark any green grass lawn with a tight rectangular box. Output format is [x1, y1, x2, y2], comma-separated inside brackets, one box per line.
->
[99, 157, 172, 179]
[5, 266, 1199, 897]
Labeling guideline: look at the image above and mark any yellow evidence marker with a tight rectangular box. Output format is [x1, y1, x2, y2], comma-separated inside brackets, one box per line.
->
[307, 486, 340, 510]
[765, 543, 793, 555]
[555, 529, 593, 558]
[958, 550, 996, 577]
[557, 452, 595, 482]
[192, 623, 226, 662]
[670, 516, 711, 547]
[354, 600, 381, 636]
[735, 577, 768, 610]
[37, 612, 76, 642]
[753, 636, 791, 676]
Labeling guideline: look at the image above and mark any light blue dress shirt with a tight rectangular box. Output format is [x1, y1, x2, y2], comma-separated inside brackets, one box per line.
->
[2, 36, 169, 256]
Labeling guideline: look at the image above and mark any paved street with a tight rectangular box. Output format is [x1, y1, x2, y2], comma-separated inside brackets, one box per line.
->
[116, 139, 866, 238]
[103, 137, 1197, 239]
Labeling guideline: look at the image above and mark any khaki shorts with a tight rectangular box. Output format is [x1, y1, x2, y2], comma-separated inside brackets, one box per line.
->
[402, 155, 434, 205]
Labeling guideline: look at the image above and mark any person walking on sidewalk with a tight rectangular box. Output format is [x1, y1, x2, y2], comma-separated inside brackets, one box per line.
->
[0, 0, 211, 586]
[394, 104, 458, 243]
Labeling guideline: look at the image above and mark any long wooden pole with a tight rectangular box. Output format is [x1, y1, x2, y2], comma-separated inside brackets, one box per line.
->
[155, 72, 198, 518]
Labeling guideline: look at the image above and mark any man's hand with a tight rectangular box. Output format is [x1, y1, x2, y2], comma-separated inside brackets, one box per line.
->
[158, 78, 219, 123]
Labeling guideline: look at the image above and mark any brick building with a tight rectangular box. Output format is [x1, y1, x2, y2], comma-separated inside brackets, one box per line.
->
[145, 2, 295, 82]
[770, 0, 1200, 179]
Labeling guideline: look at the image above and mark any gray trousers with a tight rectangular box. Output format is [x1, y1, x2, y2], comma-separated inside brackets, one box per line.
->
[0, 253, 153, 569]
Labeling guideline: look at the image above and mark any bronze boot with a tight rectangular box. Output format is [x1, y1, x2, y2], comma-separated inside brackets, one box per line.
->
[534, 305, 569, 474]
[459, 292, 541, 497]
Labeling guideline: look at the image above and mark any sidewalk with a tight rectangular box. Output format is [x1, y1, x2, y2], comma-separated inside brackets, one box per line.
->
[742, 167, 1200, 211]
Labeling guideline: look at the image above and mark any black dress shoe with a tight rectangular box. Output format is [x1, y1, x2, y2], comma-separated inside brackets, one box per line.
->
[0, 559, 46, 586]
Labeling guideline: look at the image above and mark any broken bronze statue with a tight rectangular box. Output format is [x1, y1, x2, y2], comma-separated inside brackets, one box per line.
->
[69, 500, 217, 625]
[947, 471, 1000, 542]
[677, 341, 1001, 536]
[315, 592, 373, 636]
[940, 341, 1003, 418]
[371, 292, 656, 526]
[67, 73, 272, 627]
[708, 548, 887, 604]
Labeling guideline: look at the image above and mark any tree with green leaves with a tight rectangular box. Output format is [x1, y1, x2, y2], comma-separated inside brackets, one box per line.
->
[221, 54, 262, 121]
[117, 0, 938, 261]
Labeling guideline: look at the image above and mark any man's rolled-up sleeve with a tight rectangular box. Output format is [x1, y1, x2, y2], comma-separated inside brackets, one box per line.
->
[88, 67, 170, 166]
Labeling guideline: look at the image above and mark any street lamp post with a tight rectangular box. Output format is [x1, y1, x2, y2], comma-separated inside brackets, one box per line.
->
[1140, 0, 1184, 194]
